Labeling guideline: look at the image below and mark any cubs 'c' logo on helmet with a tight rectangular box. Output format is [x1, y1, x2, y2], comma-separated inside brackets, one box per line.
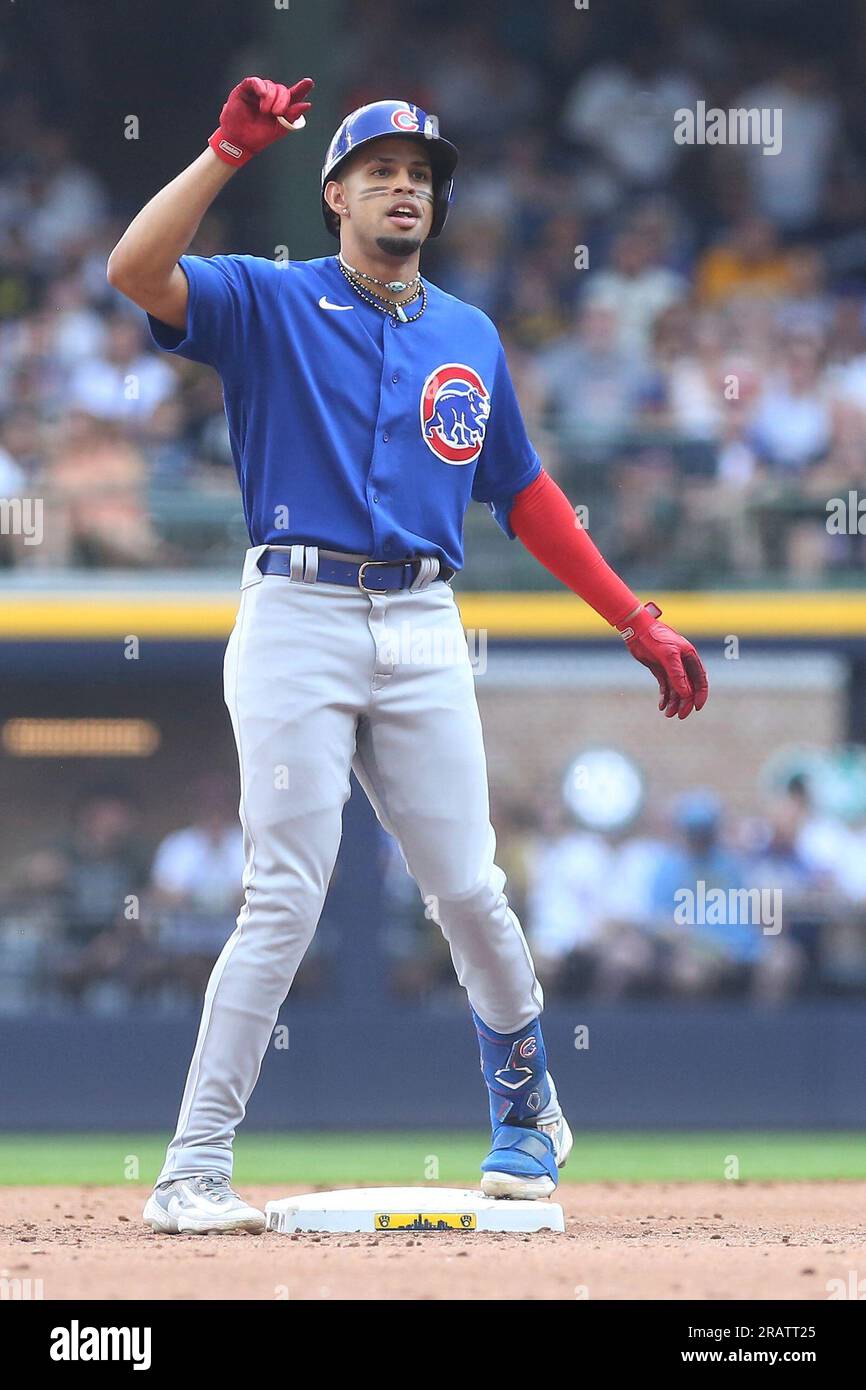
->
[390, 104, 421, 132]
[420, 363, 491, 465]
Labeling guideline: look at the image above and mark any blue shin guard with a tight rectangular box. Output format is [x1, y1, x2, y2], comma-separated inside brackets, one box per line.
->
[471, 1008, 552, 1127]
[472, 1010, 559, 1186]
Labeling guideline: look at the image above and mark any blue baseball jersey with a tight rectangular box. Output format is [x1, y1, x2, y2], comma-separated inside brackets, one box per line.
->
[147, 254, 540, 570]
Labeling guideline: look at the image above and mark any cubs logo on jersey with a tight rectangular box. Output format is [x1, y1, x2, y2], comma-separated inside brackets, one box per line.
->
[420, 363, 491, 465]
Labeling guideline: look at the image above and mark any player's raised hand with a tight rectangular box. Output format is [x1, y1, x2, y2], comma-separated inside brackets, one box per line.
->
[618, 602, 709, 720]
[209, 75, 315, 168]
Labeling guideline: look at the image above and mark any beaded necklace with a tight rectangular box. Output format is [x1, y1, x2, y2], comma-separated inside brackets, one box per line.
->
[337, 252, 420, 293]
[336, 255, 427, 324]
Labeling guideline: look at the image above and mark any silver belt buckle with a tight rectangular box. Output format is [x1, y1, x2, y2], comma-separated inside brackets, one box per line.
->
[358, 559, 396, 592]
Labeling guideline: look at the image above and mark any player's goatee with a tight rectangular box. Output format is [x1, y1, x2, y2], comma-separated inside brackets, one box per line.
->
[376, 234, 422, 257]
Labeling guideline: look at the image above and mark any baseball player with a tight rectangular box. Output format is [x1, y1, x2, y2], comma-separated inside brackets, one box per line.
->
[107, 77, 708, 1235]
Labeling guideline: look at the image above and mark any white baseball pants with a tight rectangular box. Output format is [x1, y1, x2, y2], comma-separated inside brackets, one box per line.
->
[158, 545, 544, 1182]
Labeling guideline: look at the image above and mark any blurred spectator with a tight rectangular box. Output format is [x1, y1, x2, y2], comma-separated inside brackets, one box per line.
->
[150, 774, 244, 916]
[500, 249, 576, 351]
[649, 790, 799, 1000]
[67, 313, 176, 425]
[524, 803, 612, 993]
[438, 216, 510, 319]
[826, 294, 866, 368]
[649, 307, 727, 441]
[539, 300, 647, 446]
[491, 330, 560, 483]
[582, 226, 688, 357]
[44, 788, 149, 944]
[605, 816, 668, 928]
[0, 308, 69, 416]
[0, 405, 45, 481]
[454, 130, 560, 233]
[737, 58, 841, 233]
[750, 329, 832, 471]
[695, 216, 795, 306]
[13, 129, 107, 263]
[714, 359, 763, 485]
[148, 773, 245, 995]
[27, 787, 154, 1008]
[746, 791, 818, 899]
[592, 816, 668, 999]
[47, 272, 109, 368]
[560, 38, 698, 194]
[41, 410, 160, 566]
[141, 397, 198, 480]
[787, 775, 860, 891]
[764, 776, 866, 992]
[827, 306, 866, 411]
[775, 245, 832, 336]
[607, 447, 683, 573]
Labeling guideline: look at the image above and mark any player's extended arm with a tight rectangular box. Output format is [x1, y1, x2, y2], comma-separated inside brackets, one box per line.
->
[509, 469, 709, 720]
[106, 76, 314, 330]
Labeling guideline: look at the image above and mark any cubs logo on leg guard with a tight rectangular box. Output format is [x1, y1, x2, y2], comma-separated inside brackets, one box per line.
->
[471, 1009, 551, 1128]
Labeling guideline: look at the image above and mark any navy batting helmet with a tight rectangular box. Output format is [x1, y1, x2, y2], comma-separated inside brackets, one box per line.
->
[321, 100, 458, 240]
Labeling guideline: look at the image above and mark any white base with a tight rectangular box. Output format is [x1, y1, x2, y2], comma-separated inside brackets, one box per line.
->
[265, 1187, 564, 1235]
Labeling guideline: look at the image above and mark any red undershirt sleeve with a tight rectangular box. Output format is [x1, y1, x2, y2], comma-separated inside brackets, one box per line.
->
[508, 468, 640, 628]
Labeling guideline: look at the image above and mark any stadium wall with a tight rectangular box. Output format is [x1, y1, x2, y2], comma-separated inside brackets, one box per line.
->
[3, 1002, 865, 1131]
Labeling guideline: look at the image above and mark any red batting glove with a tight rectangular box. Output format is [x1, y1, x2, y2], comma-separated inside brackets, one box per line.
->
[208, 75, 315, 168]
[618, 602, 709, 720]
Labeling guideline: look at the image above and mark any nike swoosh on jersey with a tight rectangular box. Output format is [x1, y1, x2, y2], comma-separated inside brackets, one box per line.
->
[318, 296, 354, 311]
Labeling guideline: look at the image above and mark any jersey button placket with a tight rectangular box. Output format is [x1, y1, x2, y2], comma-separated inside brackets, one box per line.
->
[369, 336, 399, 558]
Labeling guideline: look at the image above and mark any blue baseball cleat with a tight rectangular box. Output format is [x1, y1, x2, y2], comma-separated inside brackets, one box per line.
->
[472, 1009, 573, 1199]
[480, 1115, 573, 1200]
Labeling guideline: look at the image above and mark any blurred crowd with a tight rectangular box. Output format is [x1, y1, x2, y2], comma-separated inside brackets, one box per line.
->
[0, 113, 247, 568]
[4, 767, 866, 1014]
[0, 774, 332, 1014]
[3, 6, 866, 579]
[383, 775, 866, 1008]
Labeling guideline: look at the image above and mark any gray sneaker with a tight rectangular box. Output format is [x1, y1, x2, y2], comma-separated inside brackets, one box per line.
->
[142, 1174, 266, 1235]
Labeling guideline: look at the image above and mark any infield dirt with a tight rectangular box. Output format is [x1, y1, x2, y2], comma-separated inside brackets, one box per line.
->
[3, 1182, 865, 1300]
